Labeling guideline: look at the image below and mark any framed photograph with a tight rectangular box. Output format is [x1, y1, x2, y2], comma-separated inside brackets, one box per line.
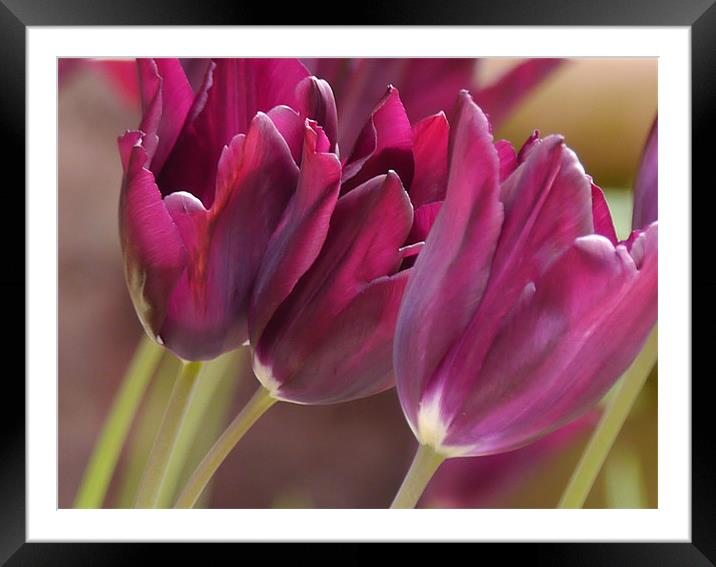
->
[6, 0, 710, 563]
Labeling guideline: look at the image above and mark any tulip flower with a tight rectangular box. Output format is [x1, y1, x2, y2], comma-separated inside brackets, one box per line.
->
[631, 117, 658, 229]
[303, 58, 562, 154]
[391, 91, 657, 508]
[118, 58, 339, 361]
[250, 165, 412, 405]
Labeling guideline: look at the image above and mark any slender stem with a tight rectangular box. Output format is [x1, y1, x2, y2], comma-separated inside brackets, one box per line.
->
[174, 386, 278, 509]
[134, 360, 204, 508]
[73, 335, 164, 509]
[115, 353, 181, 507]
[154, 350, 244, 507]
[189, 354, 246, 509]
[390, 444, 446, 509]
[558, 327, 658, 508]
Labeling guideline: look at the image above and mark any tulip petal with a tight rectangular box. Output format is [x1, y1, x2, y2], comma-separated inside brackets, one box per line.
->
[137, 58, 194, 174]
[158, 58, 309, 207]
[118, 133, 187, 341]
[410, 113, 449, 207]
[445, 224, 658, 455]
[495, 139, 518, 182]
[255, 171, 413, 395]
[407, 201, 442, 244]
[395, 91, 503, 430]
[266, 105, 304, 163]
[632, 117, 658, 229]
[271, 270, 411, 404]
[295, 76, 339, 153]
[517, 129, 541, 163]
[118, 130, 143, 170]
[591, 182, 619, 245]
[250, 122, 342, 343]
[341, 86, 414, 193]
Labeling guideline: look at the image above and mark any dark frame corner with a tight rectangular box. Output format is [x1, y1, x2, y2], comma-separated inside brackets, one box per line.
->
[5, 0, 712, 564]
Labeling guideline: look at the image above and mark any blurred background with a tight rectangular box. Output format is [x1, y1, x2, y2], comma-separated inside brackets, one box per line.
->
[58, 58, 657, 509]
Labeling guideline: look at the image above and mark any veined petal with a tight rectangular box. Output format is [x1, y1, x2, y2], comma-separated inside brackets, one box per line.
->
[118, 132, 187, 342]
[445, 224, 658, 455]
[341, 86, 414, 193]
[255, 171, 413, 394]
[250, 122, 342, 343]
[395, 91, 503, 432]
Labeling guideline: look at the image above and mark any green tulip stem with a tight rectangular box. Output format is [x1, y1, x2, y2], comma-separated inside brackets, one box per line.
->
[174, 386, 278, 509]
[73, 335, 164, 509]
[558, 326, 658, 508]
[154, 350, 244, 507]
[115, 353, 181, 507]
[134, 360, 204, 508]
[390, 444, 446, 509]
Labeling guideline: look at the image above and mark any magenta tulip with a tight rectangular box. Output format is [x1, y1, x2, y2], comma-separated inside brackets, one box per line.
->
[249, 132, 413, 403]
[394, 91, 658, 460]
[118, 58, 342, 361]
[245, 82, 460, 404]
[632, 117, 658, 229]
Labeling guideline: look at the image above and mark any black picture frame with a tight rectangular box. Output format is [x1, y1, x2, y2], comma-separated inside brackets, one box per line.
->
[4, 0, 710, 564]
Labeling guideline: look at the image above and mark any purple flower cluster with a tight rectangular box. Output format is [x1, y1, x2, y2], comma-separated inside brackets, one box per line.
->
[119, 58, 657, 464]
